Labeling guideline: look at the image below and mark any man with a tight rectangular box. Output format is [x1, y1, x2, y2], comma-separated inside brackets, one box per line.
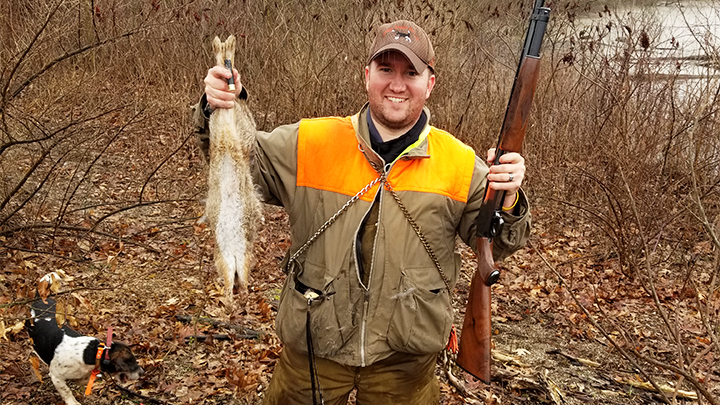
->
[195, 20, 531, 405]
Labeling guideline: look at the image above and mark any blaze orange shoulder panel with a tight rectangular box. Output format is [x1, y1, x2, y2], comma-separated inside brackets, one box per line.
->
[297, 117, 475, 203]
[388, 128, 475, 203]
[297, 117, 380, 202]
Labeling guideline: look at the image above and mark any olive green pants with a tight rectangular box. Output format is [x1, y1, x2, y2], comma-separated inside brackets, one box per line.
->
[263, 346, 440, 405]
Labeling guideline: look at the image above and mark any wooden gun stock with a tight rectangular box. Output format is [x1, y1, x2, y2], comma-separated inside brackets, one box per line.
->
[456, 1, 549, 384]
[456, 238, 494, 381]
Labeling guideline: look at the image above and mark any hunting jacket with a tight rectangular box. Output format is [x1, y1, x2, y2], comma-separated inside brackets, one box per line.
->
[193, 99, 531, 367]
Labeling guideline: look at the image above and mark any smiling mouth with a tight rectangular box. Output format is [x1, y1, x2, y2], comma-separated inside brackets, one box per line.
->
[387, 96, 405, 103]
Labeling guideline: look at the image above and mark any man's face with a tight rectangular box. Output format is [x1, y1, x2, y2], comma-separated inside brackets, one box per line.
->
[365, 50, 435, 135]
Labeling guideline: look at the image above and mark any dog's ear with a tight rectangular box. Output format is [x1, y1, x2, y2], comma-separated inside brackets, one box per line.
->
[37, 272, 63, 302]
[37, 279, 51, 301]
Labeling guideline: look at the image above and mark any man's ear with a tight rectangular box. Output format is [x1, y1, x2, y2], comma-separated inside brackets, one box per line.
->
[425, 73, 436, 99]
[364, 66, 370, 92]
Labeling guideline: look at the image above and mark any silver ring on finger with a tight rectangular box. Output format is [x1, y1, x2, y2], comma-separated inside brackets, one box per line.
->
[508, 172, 514, 182]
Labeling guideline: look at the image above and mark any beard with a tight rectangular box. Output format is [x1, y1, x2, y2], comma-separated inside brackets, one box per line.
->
[367, 98, 424, 134]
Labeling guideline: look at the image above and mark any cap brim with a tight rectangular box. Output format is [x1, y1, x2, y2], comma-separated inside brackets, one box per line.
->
[369, 44, 428, 73]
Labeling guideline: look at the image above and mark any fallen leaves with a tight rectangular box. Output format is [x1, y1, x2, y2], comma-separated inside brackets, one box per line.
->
[29, 357, 42, 382]
[224, 366, 260, 393]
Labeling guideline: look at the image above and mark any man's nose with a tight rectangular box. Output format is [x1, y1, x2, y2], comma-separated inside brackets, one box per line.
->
[388, 73, 406, 92]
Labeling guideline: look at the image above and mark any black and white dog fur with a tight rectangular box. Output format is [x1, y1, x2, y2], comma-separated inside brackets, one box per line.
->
[26, 274, 144, 405]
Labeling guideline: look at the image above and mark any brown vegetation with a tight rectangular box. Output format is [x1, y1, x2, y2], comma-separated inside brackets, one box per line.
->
[1, 0, 718, 404]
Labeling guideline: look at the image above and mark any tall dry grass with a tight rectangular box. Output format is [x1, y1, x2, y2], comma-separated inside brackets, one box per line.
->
[1, 0, 719, 402]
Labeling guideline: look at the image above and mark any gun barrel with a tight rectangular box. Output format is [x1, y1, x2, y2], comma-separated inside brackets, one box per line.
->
[523, 5, 551, 58]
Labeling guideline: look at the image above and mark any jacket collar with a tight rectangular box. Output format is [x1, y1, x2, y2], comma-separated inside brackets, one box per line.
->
[351, 103, 432, 170]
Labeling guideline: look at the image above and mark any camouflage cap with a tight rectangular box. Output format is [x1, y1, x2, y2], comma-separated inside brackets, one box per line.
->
[368, 20, 435, 73]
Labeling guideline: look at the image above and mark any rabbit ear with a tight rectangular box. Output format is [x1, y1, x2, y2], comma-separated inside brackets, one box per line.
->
[212, 36, 222, 54]
[224, 35, 236, 66]
[213, 36, 225, 66]
[226, 35, 236, 51]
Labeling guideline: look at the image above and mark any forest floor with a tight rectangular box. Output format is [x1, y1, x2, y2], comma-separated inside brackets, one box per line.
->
[1, 201, 705, 405]
[0, 117, 712, 404]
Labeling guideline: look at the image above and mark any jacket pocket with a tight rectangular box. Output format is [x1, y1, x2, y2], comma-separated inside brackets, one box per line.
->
[275, 261, 344, 357]
[386, 271, 452, 355]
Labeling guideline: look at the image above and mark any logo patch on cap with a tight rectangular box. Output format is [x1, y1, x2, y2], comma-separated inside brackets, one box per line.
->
[393, 30, 412, 42]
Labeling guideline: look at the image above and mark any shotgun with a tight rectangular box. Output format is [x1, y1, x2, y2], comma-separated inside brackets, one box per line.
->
[456, 0, 550, 383]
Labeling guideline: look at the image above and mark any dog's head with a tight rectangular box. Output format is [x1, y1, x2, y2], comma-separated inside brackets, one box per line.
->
[105, 342, 144, 383]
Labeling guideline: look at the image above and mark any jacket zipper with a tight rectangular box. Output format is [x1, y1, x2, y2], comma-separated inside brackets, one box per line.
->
[359, 162, 391, 367]
[356, 194, 377, 367]
[354, 211, 368, 366]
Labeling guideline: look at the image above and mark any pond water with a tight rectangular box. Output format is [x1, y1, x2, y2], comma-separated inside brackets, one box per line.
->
[575, 0, 720, 78]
